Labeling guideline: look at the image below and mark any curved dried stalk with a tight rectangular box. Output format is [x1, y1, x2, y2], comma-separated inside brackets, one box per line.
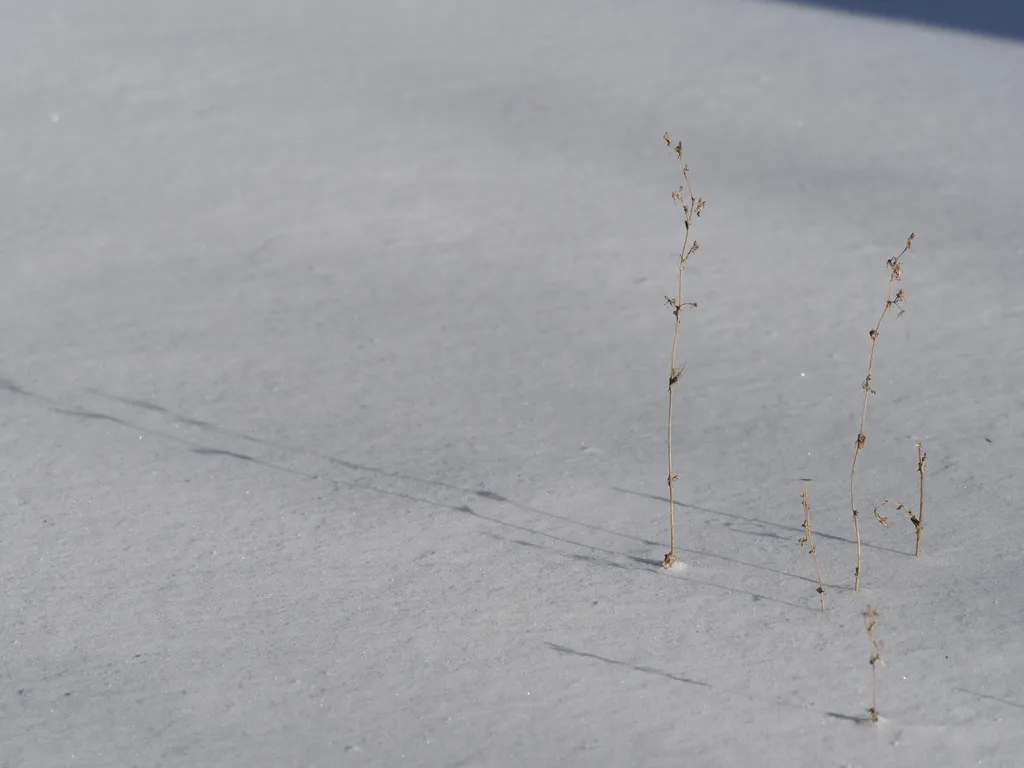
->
[851, 233, 914, 590]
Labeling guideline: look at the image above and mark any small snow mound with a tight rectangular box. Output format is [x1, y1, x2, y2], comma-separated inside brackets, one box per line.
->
[662, 559, 688, 571]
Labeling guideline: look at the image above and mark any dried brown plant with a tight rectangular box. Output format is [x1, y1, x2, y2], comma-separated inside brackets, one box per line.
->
[914, 443, 927, 556]
[850, 233, 915, 590]
[862, 605, 884, 722]
[661, 132, 706, 569]
[798, 488, 825, 611]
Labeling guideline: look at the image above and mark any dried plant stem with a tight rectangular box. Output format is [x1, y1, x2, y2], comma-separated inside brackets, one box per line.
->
[915, 443, 927, 557]
[661, 132, 704, 568]
[799, 488, 825, 611]
[862, 605, 884, 723]
[850, 233, 914, 590]
[869, 650, 880, 723]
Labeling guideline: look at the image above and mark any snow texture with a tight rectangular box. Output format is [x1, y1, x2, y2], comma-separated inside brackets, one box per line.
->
[2, 1, 1023, 766]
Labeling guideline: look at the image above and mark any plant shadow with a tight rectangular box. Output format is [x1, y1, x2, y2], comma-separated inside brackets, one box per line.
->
[614, 487, 908, 557]
[484, 530, 818, 614]
[825, 711, 874, 724]
[546, 643, 711, 688]
[547, 642, 845, 718]
[2, 376, 839, 613]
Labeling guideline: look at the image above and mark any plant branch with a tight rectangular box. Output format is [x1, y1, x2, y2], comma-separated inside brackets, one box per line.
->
[851, 233, 914, 590]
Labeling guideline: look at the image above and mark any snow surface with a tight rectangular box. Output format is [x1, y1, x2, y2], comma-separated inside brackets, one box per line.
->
[2, 1, 1023, 766]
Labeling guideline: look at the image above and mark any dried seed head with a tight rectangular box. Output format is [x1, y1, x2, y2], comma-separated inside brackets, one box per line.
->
[906, 506, 920, 528]
[906, 232, 915, 249]
[893, 289, 907, 316]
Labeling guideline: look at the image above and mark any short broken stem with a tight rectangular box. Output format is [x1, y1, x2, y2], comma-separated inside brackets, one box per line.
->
[800, 488, 825, 612]
[863, 604, 883, 723]
[870, 660, 879, 722]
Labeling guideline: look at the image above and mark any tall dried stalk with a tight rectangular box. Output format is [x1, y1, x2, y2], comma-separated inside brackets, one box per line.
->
[661, 132, 705, 569]
[850, 233, 915, 590]
[915, 443, 927, 556]
[798, 488, 825, 611]
[862, 605, 884, 723]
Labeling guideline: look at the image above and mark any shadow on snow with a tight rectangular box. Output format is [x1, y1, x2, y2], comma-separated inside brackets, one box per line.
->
[769, 0, 1024, 42]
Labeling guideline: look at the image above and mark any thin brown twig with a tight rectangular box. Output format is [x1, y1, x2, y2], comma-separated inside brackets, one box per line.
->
[871, 498, 910, 529]
[851, 233, 914, 590]
[798, 488, 825, 611]
[915, 443, 926, 557]
[662, 132, 705, 568]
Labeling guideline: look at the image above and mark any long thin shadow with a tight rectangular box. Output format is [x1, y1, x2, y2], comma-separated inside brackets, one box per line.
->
[192, 447, 257, 463]
[546, 643, 710, 688]
[85, 389, 213, 426]
[49, 404, 335, 487]
[85, 386, 661, 546]
[614, 487, 907, 557]
[45, 394, 470, 516]
[471, 497, 836, 593]
[459, 506, 638, 562]
[11, 378, 818, 613]
[825, 711, 872, 724]
[52, 408, 127, 426]
[186, 445, 474, 515]
[486, 528, 816, 613]
[674, 547, 850, 592]
[547, 642, 837, 716]
[3, 376, 488, 516]
[2, 379, 62, 407]
[956, 687, 1024, 710]
[485, 533, 634, 572]
[0, 378, 29, 395]
[12, 380, 840, 605]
